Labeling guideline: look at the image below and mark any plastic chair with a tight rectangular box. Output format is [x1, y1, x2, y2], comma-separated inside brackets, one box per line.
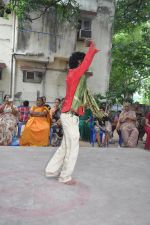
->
[17, 122, 26, 137]
[9, 136, 19, 146]
[49, 127, 54, 145]
[90, 115, 103, 147]
[118, 130, 123, 146]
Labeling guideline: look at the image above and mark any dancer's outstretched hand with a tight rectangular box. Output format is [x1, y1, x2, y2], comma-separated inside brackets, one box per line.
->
[85, 39, 100, 53]
[84, 38, 92, 47]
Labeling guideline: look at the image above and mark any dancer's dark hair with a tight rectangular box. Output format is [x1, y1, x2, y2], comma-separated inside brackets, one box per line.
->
[69, 52, 85, 69]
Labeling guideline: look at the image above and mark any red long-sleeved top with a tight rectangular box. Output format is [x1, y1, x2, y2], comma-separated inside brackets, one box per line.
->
[61, 42, 99, 116]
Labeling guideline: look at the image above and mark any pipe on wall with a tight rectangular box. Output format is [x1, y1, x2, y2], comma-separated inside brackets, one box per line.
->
[10, 12, 18, 98]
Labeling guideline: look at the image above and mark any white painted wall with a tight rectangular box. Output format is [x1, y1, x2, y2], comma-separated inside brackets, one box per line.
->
[76, 0, 115, 95]
[88, 6, 113, 94]
[76, 0, 98, 11]
[15, 62, 44, 102]
[0, 0, 115, 103]
[45, 70, 66, 102]
[0, 16, 13, 97]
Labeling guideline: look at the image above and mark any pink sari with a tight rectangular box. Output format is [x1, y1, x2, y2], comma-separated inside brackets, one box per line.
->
[144, 112, 150, 150]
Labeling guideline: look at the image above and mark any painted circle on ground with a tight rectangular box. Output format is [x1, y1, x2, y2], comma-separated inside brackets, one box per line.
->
[0, 170, 90, 217]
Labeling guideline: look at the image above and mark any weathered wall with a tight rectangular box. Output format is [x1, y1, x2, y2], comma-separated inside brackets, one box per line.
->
[0, 16, 12, 96]
[44, 70, 66, 101]
[15, 59, 67, 103]
[0, 0, 115, 103]
[15, 61, 45, 102]
[77, 0, 98, 11]
[17, 10, 76, 60]
[76, 0, 115, 95]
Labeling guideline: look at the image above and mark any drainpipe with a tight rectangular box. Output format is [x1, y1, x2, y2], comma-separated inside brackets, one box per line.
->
[42, 63, 48, 96]
[10, 12, 17, 98]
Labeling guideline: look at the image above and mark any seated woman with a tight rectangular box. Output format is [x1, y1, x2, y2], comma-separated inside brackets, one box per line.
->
[0, 95, 18, 145]
[111, 111, 121, 137]
[133, 102, 145, 140]
[51, 98, 63, 146]
[51, 119, 63, 147]
[94, 108, 112, 147]
[20, 97, 51, 146]
[116, 102, 139, 147]
[41, 96, 51, 110]
[79, 108, 92, 141]
[144, 112, 150, 150]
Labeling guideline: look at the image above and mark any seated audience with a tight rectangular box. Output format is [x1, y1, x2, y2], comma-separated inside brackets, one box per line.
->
[51, 98, 61, 120]
[20, 97, 51, 146]
[18, 100, 30, 123]
[51, 119, 63, 147]
[133, 102, 145, 140]
[41, 96, 51, 110]
[79, 108, 92, 141]
[51, 98, 63, 146]
[133, 102, 144, 116]
[111, 111, 121, 136]
[116, 102, 139, 147]
[144, 111, 150, 150]
[0, 95, 18, 145]
[94, 108, 112, 147]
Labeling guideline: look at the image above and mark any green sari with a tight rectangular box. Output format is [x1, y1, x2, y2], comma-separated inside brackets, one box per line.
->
[79, 108, 92, 140]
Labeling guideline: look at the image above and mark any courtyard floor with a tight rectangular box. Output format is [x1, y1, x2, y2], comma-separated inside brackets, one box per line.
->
[0, 145, 149, 225]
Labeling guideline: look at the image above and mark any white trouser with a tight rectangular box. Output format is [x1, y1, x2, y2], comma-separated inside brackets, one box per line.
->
[45, 112, 80, 182]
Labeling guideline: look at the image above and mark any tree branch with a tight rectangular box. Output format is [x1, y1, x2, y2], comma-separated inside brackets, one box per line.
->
[26, 6, 50, 21]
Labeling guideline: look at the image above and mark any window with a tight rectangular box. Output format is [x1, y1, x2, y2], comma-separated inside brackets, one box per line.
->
[23, 71, 43, 83]
[83, 20, 91, 30]
[77, 18, 92, 40]
[78, 19, 91, 31]
[26, 72, 34, 80]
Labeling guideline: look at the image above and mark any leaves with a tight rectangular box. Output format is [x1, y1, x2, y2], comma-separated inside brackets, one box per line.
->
[114, 0, 150, 32]
[6, 0, 79, 24]
[108, 0, 150, 104]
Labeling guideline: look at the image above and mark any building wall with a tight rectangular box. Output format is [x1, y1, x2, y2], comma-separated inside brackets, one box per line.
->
[77, 0, 98, 11]
[14, 10, 76, 104]
[15, 61, 44, 102]
[0, 0, 115, 104]
[0, 16, 13, 98]
[17, 10, 77, 60]
[15, 59, 67, 104]
[76, 0, 115, 95]
[44, 70, 66, 102]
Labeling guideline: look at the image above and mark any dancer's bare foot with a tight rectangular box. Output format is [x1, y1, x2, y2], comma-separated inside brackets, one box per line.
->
[63, 179, 77, 185]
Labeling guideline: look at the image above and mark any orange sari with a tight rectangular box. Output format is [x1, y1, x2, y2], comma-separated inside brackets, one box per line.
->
[20, 106, 51, 146]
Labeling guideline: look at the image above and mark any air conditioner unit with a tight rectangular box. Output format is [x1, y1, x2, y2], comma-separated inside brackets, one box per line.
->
[78, 29, 92, 40]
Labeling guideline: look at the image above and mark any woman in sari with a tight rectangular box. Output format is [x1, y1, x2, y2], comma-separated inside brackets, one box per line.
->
[116, 102, 139, 147]
[50, 98, 63, 147]
[144, 112, 150, 150]
[0, 95, 18, 145]
[79, 108, 92, 141]
[20, 97, 51, 146]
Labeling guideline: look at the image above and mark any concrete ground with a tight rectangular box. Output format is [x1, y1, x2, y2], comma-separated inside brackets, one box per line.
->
[0, 146, 150, 225]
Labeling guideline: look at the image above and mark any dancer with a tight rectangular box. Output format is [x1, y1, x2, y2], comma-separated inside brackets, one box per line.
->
[45, 40, 100, 185]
